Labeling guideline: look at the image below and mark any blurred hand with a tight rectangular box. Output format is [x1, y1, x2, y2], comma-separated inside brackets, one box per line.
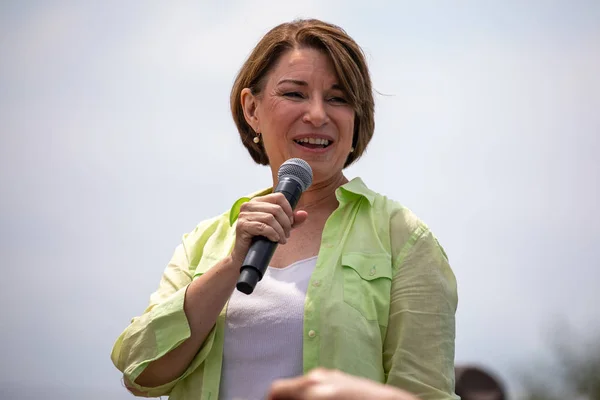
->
[230, 193, 308, 265]
[267, 368, 420, 400]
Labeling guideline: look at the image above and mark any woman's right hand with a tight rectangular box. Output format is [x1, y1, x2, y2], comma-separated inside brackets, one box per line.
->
[230, 193, 308, 266]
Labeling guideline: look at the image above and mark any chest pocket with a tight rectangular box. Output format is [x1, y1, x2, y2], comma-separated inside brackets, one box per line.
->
[341, 252, 393, 324]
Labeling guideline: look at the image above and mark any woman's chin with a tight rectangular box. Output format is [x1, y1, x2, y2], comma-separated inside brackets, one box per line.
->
[272, 152, 345, 185]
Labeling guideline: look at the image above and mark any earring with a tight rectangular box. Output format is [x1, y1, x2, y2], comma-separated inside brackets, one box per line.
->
[253, 134, 260, 144]
[350, 147, 355, 152]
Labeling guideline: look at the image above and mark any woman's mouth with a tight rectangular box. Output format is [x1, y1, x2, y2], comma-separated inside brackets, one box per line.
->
[293, 137, 332, 149]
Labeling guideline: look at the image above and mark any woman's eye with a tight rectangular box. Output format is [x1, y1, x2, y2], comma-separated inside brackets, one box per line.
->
[284, 92, 304, 99]
[329, 96, 348, 104]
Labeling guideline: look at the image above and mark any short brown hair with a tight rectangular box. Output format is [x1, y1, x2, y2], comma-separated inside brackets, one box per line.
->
[455, 366, 506, 400]
[230, 19, 375, 168]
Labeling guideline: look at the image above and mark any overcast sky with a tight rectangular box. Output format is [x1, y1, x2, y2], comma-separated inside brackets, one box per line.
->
[1, 1, 599, 399]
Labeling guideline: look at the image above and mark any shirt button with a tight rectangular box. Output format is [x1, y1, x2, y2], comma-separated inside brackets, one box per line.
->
[308, 330, 316, 338]
[312, 280, 321, 287]
[369, 267, 376, 276]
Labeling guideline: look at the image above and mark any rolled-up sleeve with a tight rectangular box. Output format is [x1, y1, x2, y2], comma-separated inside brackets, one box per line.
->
[383, 224, 460, 400]
[110, 219, 220, 397]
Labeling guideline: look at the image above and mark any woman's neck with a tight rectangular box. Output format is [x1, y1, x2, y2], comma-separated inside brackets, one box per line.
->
[272, 171, 348, 211]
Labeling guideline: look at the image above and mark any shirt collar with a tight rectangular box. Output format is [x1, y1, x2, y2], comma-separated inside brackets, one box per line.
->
[336, 177, 376, 206]
[228, 177, 375, 225]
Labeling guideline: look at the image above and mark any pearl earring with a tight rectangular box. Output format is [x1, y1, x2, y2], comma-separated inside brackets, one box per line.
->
[253, 135, 260, 144]
[350, 147, 355, 152]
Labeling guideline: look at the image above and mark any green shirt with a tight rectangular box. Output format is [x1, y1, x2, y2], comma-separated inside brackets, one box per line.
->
[111, 177, 459, 400]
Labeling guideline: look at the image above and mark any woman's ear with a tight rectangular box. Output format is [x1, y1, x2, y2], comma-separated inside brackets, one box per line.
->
[241, 88, 260, 133]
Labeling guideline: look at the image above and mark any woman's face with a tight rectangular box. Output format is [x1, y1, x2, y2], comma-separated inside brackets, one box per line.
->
[242, 47, 356, 185]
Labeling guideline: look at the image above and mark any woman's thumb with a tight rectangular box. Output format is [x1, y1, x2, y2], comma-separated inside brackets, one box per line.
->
[292, 210, 308, 228]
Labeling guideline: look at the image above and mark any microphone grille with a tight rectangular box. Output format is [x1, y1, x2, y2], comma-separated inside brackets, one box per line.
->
[278, 158, 313, 192]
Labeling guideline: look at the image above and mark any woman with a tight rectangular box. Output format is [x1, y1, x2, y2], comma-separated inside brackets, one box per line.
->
[111, 18, 459, 400]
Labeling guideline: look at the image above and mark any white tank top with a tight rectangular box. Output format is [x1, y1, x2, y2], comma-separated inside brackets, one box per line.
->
[219, 256, 318, 400]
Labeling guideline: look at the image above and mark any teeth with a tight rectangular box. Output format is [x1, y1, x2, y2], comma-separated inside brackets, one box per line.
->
[295, 138, 330, 146]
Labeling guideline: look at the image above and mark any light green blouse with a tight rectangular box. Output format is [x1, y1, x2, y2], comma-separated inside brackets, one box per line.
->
[111, 177, 460, 400]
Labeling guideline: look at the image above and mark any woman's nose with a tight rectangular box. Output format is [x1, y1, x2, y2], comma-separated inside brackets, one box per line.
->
[302, 98, 329, 127]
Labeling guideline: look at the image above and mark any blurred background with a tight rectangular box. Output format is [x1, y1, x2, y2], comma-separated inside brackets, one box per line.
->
[1, 1, 599, 399]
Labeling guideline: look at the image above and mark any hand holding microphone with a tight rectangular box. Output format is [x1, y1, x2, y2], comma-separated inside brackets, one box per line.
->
[233, 158, 313, 294]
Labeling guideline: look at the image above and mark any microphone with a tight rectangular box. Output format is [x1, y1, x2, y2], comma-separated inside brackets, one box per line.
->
[236, 158, 313, 295]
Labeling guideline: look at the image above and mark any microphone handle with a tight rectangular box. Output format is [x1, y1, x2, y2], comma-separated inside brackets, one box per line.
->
[236, 177, 303, 295]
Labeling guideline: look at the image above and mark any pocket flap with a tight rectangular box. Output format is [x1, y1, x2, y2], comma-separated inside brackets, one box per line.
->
[341, 252, 392, 281]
